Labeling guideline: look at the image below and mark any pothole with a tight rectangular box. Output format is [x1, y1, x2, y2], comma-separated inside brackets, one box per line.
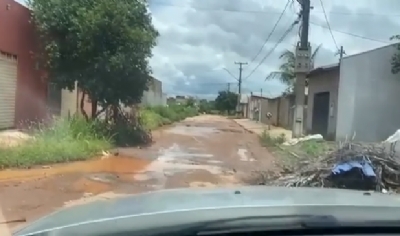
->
[86, 173, 119, 183]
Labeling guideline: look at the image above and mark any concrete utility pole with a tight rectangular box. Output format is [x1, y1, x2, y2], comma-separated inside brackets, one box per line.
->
[292, 0, 311, 138]
[235, 61, 247, 112]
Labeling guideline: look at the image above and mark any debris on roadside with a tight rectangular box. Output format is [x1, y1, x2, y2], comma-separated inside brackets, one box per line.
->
[282, 134, 323, 146]
[259, 131, 400, 193]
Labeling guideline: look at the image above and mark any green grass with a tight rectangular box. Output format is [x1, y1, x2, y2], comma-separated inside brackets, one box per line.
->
[259, 131, 335, 169]
[259, 130, 287, 147]
[0, 104, 199, 169]
[0, 117, 112, 169]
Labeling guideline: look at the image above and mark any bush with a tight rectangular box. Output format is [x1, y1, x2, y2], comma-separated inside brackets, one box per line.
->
[0, 117, 112, 169]
[139, 108, 166, 130]
[260, 130, 286, 147]
[140, 104, 198, 130]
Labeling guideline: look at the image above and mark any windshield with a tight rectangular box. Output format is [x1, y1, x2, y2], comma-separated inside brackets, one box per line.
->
[1, 0, 399, 235]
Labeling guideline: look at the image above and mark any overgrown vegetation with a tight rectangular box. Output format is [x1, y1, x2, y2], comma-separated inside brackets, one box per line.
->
[140, 104, 199, 130]
[28, 0, 159, 119]
[0, 0, 167, 169]
[0, 117, 112, 169]
[215, 91, 238, 114]
[260, 130, 287, 147]
[0, 104, 198, 169]
[259, 130, 335, 168]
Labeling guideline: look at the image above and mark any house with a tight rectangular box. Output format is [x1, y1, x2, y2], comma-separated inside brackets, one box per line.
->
[246, 93, 269, 123]
[0, 0, 167, 128]
[238, 94, 249, 118]
[0, 0, 92, 129]
[141, 77, 167, 106]
[0, 0, 48, 129]
[307, 43, 400, 142]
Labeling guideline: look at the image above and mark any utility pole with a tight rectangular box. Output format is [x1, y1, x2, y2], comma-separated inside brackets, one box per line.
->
[259, 88, 263, 122]
[227, 83, 231, 92]
[335, 45, 346, 63]
[234, 61, 247, 113]
[292, 0, 311, 138]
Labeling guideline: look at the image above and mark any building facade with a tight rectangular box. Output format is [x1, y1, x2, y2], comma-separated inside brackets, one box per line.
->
[306, 63, 339, 140]
[307, 44, 400, 142]
[0, 0, 47, 128]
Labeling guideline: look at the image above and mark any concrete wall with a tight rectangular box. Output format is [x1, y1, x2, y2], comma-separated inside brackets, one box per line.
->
[336, 44, 400, 142]
[248, 96, 268, 121]
[142, 78, 166, 106]
[60, 82, 91, 119]
[277, 95, 294, 129]
[259, 99, 269, 124]
[307, 69, 340, 140]
[266, 98, 279, 125]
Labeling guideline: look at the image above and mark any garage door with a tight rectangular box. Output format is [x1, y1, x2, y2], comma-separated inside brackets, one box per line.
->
[0, 52, 17, 129]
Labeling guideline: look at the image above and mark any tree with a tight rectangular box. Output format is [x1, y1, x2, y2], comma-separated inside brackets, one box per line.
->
[266, 44, 322, 93]
[185, 97, 196, 107]
[214, 91, 238, 113]
[198, 99, 215, 113]
[29, 0, 159, 119]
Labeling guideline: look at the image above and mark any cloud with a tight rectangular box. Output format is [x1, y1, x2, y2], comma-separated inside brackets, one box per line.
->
[17, 0, 398, 98]
[149, 0, 398, 98]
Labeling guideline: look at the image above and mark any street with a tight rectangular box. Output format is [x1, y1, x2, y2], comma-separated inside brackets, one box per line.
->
[0, 115, 278, 229]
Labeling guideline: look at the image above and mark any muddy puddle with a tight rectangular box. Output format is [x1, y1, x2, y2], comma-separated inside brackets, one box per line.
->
[0, 156, 150, 183]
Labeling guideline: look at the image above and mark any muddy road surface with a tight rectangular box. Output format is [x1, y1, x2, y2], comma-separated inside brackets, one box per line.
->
[0, 115, 277, 231]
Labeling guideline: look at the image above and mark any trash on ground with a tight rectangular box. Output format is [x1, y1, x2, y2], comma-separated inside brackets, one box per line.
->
[263, 130, 400, 193]
[282, 134, 323, 146]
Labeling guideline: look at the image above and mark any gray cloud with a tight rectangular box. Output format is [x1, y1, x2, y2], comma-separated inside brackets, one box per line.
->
[16, 0, 399, 98]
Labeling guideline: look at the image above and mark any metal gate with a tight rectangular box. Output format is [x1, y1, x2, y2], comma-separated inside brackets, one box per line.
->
[0, 51, 17, 129]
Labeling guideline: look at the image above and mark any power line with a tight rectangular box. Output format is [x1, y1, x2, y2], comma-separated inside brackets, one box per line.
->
[150, 1, 390, 44]
[309, 21, 390, 44]
[248, 0, 291, 64]
[149, 1, 400, 17]
[244, 20, 299, 80]
[319, 0, 339, 50]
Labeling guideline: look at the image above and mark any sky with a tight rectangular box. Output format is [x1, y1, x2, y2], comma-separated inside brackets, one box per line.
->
[17, 0, 399, 99]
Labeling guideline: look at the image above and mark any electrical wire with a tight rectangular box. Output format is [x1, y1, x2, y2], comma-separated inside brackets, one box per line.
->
[149, 1, 390, 44]
[309, 21, 390, 44]
[248, 0, 291, 64]
[319, 0, 339, 50]
[244, 20, 299, 80]
[149, 1, 400, 17]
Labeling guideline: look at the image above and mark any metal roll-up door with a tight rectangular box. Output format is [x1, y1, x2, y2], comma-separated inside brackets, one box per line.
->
[0, 52, 17, 129]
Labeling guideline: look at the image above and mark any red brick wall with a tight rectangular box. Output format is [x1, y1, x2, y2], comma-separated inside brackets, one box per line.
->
[0, 0, 47, 126]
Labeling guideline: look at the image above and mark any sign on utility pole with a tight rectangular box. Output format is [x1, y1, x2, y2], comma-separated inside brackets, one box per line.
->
[292, 0, 311, 138]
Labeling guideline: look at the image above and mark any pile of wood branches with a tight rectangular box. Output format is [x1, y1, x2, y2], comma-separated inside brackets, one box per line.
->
[260, 141, 400, 192]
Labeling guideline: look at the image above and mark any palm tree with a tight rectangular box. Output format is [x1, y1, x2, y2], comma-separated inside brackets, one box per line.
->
[266, 44, 322, 93]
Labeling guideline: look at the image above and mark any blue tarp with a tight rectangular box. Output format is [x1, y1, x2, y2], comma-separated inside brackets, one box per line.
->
[331, 159, 376, 177]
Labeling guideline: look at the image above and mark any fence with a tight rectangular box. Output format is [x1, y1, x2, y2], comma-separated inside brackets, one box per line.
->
[263, 94, 307, 132]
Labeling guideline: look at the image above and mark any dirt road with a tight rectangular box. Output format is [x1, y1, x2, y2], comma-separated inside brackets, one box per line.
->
[0, 115, 277, 230]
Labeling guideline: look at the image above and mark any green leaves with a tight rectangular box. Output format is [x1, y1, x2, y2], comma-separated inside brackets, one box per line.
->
[266, 44, 322, 92]
[29, 0, 159, 107]
[215, 91, 238, 112]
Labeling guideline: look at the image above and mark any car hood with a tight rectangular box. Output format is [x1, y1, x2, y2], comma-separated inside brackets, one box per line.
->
[13, 186, 400, 235]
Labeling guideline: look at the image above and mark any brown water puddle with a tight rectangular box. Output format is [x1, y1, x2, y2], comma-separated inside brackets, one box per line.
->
[0, 156, 150, 183]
